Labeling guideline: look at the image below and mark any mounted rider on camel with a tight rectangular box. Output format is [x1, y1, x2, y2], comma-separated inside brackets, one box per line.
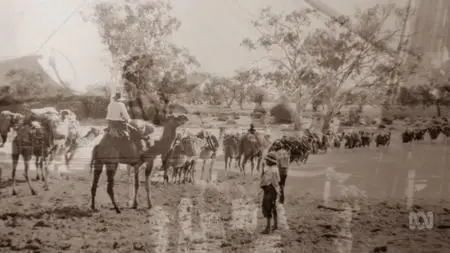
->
[106, 92, 131, 138]
[105, 92, 147, 152]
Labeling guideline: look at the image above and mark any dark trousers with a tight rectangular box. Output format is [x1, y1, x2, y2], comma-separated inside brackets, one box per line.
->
[278, 167, 288, 204]
[261, 185, 277, 219]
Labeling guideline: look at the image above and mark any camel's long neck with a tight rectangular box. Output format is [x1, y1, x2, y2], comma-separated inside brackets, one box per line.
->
[157, 127, 177, 154]
[81, 131, 99, 143]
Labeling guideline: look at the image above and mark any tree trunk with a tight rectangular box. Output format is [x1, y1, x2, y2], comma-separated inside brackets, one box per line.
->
[436, 100, 441, 117]
[136, 94, 148, 120]
[293, 114, 302, 130]
[238, 96, 244, 110]
[294, 100, 303, 131]
[321, 108, 334, 133]
[226, 98, 234, 108]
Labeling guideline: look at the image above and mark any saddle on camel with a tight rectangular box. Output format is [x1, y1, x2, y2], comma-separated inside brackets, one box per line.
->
[105, 92, 154, 154]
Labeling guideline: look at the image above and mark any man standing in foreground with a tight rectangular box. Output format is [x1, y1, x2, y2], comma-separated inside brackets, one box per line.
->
[260, 152, 281, 234]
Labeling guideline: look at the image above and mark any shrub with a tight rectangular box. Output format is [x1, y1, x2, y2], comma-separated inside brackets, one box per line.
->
[251, 104, 267, 119]
[270, 103, 294, 124]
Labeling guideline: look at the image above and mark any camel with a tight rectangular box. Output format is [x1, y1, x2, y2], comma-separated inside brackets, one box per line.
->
[0, 110, 23, 147]
[238, 130, 271, 175]
[167, 137, 192, 184]
[10, 113, 65, 195]
[167, 127, 223, 184]
[223, 132, 240, 171]
[197, 127, 223, 181]
[90, 115, 188, 213]
[37, 112, 73, 180]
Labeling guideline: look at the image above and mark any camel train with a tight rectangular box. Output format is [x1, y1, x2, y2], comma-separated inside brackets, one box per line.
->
[4, 104, 450, 214]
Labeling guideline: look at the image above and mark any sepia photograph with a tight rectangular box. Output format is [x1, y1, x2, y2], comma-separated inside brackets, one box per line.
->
[0, 0, 449, 252]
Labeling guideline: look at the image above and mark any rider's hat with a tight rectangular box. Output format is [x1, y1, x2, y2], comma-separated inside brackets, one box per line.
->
[113, 92, 125, 101]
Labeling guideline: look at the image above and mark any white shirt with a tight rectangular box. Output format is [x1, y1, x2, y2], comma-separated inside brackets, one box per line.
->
[106, 101, 131, 121]
[260, 165, 280, 191]
[276, 149, 290, 169]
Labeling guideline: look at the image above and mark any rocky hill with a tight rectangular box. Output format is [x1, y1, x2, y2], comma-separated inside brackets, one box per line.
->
[0, 55, 74, 104]
[0, 55, 108, 119]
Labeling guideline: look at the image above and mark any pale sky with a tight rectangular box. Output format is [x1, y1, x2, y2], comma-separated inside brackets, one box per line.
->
[0, 0, 398, 91]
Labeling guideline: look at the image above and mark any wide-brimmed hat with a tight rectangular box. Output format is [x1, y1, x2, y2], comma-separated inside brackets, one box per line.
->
[113, 92, 125, 101]
[264, 152, 278, 164]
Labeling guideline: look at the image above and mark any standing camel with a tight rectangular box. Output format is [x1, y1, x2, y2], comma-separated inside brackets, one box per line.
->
[167, 128, 222, 183]
[238, 130, 271, 175]
[90, 115, 188, 213]
[10, 114, 63, 195]
[197, 127, 223, 181]
[33, 126, 100, 181]
[167, 137, 192, 184]
[223, 132, 240, 171]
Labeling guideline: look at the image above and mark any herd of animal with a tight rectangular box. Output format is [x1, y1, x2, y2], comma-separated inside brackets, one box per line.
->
[401, 117, 450, 143]
[1, 107, 449, 214]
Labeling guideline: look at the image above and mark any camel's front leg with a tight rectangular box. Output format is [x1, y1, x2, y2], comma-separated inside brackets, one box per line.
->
[38, 156, 46, 182]
[241, 156, 248, 175]
[224, 155, 229, 171]
[42, 155, 50, 191]
[171, 166, 178, 183]
[11, 153, 19, 195]
[66, 147, 77, 167]
[35, 156, 40, 180]
[105, 163, 120, 214]
[23, 155, 37, 195]
[51, 145, 64, 179]
[144, 159, 154, 209]
[250, 158, 255, 175]
[189, 160, 196, 184]
[162, 160, 169, 184]
[90, 161, 103, 212]
[256, 156, 262, 172]
[234, 157, 239, 170]
[130, 164, 140, 209]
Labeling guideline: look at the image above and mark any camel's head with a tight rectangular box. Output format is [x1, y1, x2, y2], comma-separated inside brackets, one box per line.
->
[224, 133, 239, 146]
[173, 115, 189, 127]
[87, 127, 101, 138]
